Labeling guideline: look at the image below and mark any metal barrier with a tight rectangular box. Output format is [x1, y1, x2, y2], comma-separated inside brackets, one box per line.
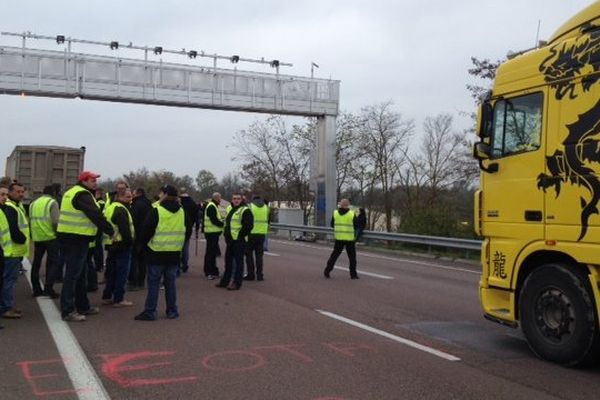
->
[270, 223, 482, 252]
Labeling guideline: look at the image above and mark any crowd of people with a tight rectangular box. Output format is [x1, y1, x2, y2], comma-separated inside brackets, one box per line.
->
[0, 171, 362, 328]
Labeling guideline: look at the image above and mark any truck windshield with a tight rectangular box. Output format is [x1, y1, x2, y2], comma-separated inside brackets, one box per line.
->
[491, 92, 543, 158]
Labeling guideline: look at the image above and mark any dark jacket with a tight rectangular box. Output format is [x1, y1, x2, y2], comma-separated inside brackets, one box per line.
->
[0, 204, 26, 245]
[180, 195, 200, 234]
[131, 195, 152, 242]
[58, 184, 114, 244]
[224, 202, 254, 243]
[357, 213, 367, 230]
[204, 199, 224, 233]
[107, 202, 134, 250]
[140, 199, 193, 265]
[330, 207, 358, 232]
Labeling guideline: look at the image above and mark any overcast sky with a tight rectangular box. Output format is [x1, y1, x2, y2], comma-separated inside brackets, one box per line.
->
[0, 0, 595, 181]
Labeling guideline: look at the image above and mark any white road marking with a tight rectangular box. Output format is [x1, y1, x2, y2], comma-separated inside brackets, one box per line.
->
[23, 259, 110, 400]
[273, 239, 479, 275]
[333, 265, 394, 280]
[316, 310, 461, 362]
[264, 251, 280, 256]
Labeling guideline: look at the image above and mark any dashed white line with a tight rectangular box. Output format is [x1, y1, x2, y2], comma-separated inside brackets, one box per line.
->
[333, 265, 394, 280]
[264, 251, 280, 256]
[23, 259, 110, 400]
[316, 310, 461, 362]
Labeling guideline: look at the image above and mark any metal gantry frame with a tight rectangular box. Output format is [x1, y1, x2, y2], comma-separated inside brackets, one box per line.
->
[0, 31, 339, 224]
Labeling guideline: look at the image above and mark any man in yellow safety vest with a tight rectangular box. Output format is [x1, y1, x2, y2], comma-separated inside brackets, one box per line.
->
[324, 198, 359, 279]
[244, 194, 270, 281]
[57, 171, 115, 322]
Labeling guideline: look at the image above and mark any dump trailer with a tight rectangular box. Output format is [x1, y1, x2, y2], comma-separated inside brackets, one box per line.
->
[5, 145, 85, 203]
[473, 2, 600, 367]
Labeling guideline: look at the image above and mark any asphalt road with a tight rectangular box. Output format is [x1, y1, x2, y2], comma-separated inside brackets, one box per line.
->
[1, 238, 600, 400]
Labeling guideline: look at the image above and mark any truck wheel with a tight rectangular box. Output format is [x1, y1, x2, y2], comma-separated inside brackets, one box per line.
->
[519, 264, 600, 367]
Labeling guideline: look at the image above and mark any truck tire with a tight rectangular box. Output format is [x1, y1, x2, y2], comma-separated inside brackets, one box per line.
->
[519, 263, 600, 367]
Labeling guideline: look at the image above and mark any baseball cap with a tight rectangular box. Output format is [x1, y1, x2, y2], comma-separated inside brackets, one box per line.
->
[78, 171, 100, 182]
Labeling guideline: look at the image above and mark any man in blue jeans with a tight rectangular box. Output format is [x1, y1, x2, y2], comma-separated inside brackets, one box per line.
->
[101, 189, 135, 307]
[57, 172, 114, 322]
[135, 185, 191, 321]
[1, 183, 29, 319]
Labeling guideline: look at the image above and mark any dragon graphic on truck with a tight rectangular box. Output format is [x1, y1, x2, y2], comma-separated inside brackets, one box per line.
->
[536, 24, 600, 240]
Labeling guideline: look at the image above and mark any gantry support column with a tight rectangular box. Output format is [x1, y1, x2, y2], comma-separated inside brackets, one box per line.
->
[315, 115, 337, 226]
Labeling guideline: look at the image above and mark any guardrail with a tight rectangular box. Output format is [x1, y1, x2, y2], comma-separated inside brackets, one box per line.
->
[270, 223, 482, 252]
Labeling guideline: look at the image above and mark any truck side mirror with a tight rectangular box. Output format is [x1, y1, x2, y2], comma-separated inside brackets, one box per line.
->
[473, 142, 498, 173]
[478, 102, 493, 139]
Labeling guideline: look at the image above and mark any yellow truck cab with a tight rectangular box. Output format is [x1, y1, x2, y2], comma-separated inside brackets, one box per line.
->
[474, 1, 600, 366]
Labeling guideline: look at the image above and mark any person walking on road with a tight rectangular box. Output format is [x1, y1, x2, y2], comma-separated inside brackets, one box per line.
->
[216, 193, 253, 291]
[135, 185, 189, 321]
[29, 185, 61, 298]
[57, 171, 114, 322]
[101, 189, 135, 308]
[324, 199, 359, 280]
[244, 194, 269, 281]
[0, 184, 27, 320]
[203, 192, 224, 280]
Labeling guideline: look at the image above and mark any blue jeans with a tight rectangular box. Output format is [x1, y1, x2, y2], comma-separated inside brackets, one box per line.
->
[144, 263, 178, 319]
[102, 247, 132, 303]
[1, 258, 22, 313]
[59, 238, 91, 317]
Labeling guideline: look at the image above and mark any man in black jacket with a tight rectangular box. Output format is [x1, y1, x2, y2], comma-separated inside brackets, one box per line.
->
[135, 185, 192, 321]
[179, 189, 199, 274]
[128, 188, 152, 290]
[102, 189, 135, 307]
[58, 172, 115, 322]
[216, 193, 253, 290]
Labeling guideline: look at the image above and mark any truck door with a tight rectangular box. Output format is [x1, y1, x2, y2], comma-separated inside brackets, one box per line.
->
[482, 91, 545, 289]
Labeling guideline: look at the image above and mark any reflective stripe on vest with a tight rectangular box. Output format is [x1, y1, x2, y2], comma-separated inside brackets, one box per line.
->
[0, 210, 12, 254]
[5, 200, 30, 257]
[203, 202, 223, 233]
[148, 206, 185, 252]
[334, 209, 355, 241]
[103, 202, 135, 246]
[228, 206, 249, 241]
[30, 195, 57, 241]
[57, 185, 99, 236]
[250, 203, 269, 235]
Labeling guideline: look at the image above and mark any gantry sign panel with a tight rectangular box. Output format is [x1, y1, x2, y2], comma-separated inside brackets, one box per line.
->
[0, 46, 339, 117]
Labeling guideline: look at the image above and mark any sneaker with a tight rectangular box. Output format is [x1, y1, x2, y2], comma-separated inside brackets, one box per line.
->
[112, 300, 133, 308]
[350, 275, 360, 280]
[207, 275, 216, 280]
[80, 307, 100, 315]
[166, 312, 179, 319]
[160, 284, 165, 290]
[134, 312, 156, 321]
[2, 310, 21, 319]
[63, 312, 86, 322]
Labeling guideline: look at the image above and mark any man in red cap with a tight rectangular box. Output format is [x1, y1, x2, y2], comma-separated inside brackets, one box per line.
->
[57, 171, 115, 322]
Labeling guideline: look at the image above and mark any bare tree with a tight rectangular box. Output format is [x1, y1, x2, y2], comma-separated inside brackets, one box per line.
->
[360, 101, 414, 232]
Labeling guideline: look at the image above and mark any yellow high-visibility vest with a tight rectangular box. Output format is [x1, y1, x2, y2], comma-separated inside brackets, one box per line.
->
[57, 185, 98, 237]
[148, 206, 185, 252]
[333, 209, 355, 241]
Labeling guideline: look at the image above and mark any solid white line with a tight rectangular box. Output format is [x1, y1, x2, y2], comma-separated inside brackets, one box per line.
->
[23, 259, 111, 400]
[264, 251, 280, 257]
[333, 265, 394, 280]
[273, 239, 479, 275]
[316, 310, 461, 362]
